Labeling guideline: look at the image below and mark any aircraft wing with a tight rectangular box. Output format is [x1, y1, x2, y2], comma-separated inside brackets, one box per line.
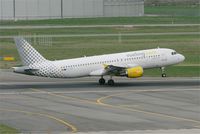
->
[90, 63, 140, 76]
[103, 63, 140, 76]
[103, 64, 127, 76]
[89, 64, 124, 76]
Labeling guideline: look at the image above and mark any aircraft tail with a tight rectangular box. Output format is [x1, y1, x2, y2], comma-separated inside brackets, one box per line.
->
[14, 37, 47, 66]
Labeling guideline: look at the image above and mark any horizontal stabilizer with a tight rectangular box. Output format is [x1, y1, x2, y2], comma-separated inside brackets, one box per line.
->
[12, 66, 39, 74]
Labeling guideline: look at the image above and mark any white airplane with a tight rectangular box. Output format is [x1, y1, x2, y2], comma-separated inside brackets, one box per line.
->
[13, 38, 185, 85]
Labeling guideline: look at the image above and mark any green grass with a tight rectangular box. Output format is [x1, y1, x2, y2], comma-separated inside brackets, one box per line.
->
[1, 35, 199, 61]
[145, 5, 200, 16]
[144, 66, 200, 77]
[0, 16, 200, 26]
[1, 34, 199, 77]
[0, 124, 19, 134]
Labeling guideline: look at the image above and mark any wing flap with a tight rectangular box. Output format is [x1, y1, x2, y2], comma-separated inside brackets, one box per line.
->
[89, 69, 106, 76]
[103, 64, 125, 76]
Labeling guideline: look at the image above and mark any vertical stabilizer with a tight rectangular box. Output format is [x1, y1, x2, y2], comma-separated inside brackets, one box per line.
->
[14, 38, 47, 66]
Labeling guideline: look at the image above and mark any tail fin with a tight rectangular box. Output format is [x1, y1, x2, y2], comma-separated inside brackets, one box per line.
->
[14, 37, 47, 66]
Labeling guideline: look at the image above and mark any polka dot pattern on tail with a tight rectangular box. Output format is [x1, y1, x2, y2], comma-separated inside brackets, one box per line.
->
[14, 38, 64, 78]
[14, 38, 47, 66]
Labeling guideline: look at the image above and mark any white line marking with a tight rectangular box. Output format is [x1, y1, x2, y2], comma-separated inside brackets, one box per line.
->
[0, 88, 199, 95]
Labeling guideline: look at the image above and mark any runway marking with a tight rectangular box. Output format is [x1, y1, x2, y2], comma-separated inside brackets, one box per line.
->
[30, 88, 200, 128]
[0, 77, 199, 85]
[194, 126, 200, 128]
[0, 96, 22, 99]
[30, 88, 200, 105]
[0, 108, 78, 133]
[119, 104, 139, 107]
[96, 90, 200, 128]
[0, 88, 199, 95]
[31, 88, 98, 105]
[0, 90, 135, 95]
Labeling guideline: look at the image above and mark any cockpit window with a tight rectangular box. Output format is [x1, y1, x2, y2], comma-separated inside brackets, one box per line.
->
[171, 51, 177, 55]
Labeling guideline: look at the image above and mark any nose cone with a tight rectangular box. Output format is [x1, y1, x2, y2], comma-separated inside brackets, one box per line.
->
[179, 54, 185, 62]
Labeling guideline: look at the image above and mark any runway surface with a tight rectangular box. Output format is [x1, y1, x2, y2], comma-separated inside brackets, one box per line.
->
[0, 71, 200, 133]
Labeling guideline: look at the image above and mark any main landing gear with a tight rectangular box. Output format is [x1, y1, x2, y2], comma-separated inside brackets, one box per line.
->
[160, 67, 167, 77]
[108, 79, 114, 86]
[99, 77, 105, 85]
[99, 76, 115, 86]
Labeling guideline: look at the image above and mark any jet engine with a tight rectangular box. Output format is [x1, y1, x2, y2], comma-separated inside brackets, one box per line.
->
[126, 66, 143, 78]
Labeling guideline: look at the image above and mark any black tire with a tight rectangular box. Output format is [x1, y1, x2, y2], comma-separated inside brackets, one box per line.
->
[162, 73, 167, 77]
[108, 79, 114, 86]
[99, 78, 105, 85]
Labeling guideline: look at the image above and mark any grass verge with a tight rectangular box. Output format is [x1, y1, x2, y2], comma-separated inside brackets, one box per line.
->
[0, 124, 19, 134]
[145, 5, 200, 16]
[0, 34, 199, 77]
[0, 16, 199, 26]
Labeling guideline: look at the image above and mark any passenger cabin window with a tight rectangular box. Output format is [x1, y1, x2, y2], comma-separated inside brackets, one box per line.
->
[171, 52, 177, 55]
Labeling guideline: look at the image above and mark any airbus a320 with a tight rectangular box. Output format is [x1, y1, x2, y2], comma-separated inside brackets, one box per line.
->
[13, 38, 185, 85]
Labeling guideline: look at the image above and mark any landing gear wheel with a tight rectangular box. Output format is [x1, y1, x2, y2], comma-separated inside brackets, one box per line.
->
[160, 67, 167, 78]
[99, 78, 105, 85]
[108, 79, 115, 86]
[162, 73, 166, 77]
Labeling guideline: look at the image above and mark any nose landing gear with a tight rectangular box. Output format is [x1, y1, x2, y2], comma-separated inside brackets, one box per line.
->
[162, 73, 166, 77]
[160, 67, 167, 77]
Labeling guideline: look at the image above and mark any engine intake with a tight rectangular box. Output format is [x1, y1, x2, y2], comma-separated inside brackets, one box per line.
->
[126, 66, 143, 78]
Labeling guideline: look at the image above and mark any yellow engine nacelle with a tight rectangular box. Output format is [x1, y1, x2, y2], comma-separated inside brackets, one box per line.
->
[126, 66, 143, 78]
